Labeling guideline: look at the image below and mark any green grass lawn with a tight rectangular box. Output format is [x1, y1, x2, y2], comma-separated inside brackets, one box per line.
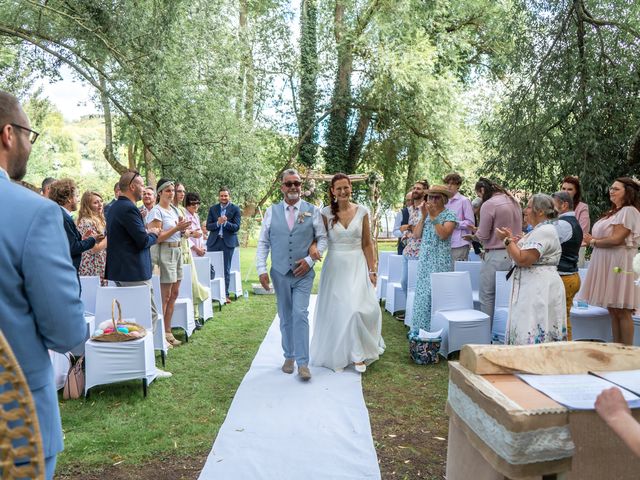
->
[57, 244, 449, 479]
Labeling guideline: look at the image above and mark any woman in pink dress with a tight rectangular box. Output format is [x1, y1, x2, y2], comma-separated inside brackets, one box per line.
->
[578, 177, 640, 345]
[77, 191, 108, 285]
[561, 176, 590, 266]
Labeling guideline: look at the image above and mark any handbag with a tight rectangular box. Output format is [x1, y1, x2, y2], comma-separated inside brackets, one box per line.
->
[409, 338, 441, 365]
[63, 354, 85, 400]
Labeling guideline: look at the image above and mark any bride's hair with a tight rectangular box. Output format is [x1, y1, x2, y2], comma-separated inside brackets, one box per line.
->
[329, 173, 351, 227]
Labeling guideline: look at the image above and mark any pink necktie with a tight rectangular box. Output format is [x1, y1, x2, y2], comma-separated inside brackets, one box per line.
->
[287, 205, 295, 231]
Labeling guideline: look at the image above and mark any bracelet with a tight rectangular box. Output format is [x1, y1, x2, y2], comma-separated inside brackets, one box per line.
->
[590, 238, 596, 247]
[503, 237, 512, 247]
[368, 271, 377, 275]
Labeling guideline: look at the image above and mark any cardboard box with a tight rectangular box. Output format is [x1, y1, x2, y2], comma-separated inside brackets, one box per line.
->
[446, 359, 640, 480]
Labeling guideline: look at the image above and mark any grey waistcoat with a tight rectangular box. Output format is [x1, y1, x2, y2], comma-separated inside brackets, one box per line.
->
[270, 201, 315, 275]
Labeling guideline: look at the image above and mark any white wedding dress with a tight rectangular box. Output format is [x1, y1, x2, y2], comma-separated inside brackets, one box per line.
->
[310, 205, 385, 371]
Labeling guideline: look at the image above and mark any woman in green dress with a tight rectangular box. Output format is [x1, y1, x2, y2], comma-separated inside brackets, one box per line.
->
[410, 185, 458, 335]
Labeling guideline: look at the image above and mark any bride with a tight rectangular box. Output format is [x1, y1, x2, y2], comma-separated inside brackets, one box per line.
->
[310, 173, 385, 373]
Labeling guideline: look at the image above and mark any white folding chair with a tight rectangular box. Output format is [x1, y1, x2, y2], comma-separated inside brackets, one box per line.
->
[376, 251, 392, 301]
[491, 271, 512, 344]
[571, 268, 612, 342]
[192, 256, 214, 322]
[80, 275, 100, 315]
[151, 275, 169, 366]
[85, 285, 157, 397]
[228, 247, 243, 299]
[173, 264, 196, 342]
[205, 251, 226, 310]
[404, 260, 419, 327]
[385, 254, 406, 314]
[454, 261, 482, 310]
[431, 271, 491, 356]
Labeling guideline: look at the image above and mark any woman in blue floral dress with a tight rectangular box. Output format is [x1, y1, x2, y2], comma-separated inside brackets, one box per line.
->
[411, 185, 458, 335]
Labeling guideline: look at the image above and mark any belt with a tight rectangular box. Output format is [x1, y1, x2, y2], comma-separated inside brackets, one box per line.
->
[159, 241, 180, 248]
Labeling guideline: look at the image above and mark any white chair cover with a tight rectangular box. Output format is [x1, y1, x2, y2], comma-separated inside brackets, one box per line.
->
[80, 275, 100, 315]
[407, 258, 418, 292]
[192, 256, 214, 321]
[571, 267, 612, 342]
[376, 251, 392, 300]
[85, 286, 158, 394]
[430, 272, 491, 355]
[491, 271, 512, 344]
[387, 255, 404, 284]
[173, 264, 196, 340]
[69, 315, 95, 357]
[405, 290, 415, 327]
[151, 275, 169, 362]
[634, 315, 640, 346]
[468, 250, 482, 262]
[454, 261, 482, 309]
[384, 282, 406, 314]
[205, 251, 226, 306]
[228, 247, 243, 298]
[49, 351, 70, 391]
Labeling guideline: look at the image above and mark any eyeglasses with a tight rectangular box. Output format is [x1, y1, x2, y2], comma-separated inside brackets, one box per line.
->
[9, 123, 39, 144]
[283, 181, 302, 188]
[128, 171, 140, 187]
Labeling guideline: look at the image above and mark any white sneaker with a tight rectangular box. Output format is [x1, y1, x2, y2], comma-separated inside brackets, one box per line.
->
[156, 368, 173, 379]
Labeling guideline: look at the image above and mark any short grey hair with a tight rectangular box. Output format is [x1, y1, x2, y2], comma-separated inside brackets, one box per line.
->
[281, 168, 300, 182]
[530, 193, 557, 219]
[552, 191, 574, 210]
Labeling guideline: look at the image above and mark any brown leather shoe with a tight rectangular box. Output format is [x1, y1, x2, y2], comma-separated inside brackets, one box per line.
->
[298, 365, 311, 381]
[282, 359, 295, 374]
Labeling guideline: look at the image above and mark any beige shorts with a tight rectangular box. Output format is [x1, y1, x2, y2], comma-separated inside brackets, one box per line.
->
[158, 244, 183, 283]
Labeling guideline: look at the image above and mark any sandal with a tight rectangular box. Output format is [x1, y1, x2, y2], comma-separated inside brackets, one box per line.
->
[165, 332, 182, 346]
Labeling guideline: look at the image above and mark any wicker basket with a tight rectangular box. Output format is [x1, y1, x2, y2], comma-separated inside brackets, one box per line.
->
[92, 300, 147, 342]
[0, 329, 45, 479]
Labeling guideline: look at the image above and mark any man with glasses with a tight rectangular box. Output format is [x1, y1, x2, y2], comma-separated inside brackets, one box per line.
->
[256, 169, 327, 381]
[206, 186, 241, 303]
[0, 90, 88, 479]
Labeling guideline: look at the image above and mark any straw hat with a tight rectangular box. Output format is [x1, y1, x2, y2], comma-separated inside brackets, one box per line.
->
[426, 185, 453, 200]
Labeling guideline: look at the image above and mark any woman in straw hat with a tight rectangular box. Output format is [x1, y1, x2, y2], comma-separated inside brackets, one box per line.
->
[410, 185, 457, 335]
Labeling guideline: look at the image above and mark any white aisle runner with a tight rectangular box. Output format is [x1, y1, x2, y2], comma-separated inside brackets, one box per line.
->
[198, 296, 381, 480]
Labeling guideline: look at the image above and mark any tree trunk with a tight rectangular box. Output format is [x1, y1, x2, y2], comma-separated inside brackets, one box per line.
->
[346, 111, 371, 173]
[99, 74, 127, 175]
[298, 0, 318, 167]
[324, 0, 353, 174]
[143, 146, 156, 187]
[237, 0, 249, 120]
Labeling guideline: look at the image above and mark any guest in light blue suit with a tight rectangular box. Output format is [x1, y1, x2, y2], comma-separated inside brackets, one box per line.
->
[256, 169, 327, 381]
[0, 91, 88, 479]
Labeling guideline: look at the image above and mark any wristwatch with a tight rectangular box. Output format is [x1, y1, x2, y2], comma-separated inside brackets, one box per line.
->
[503, 237, 512, 247]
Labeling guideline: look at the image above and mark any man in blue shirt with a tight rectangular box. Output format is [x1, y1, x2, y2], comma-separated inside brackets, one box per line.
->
[0, 91, 88, 479]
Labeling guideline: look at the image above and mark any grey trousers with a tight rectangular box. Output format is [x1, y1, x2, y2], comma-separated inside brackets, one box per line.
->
[451, 245, 470, 262]
[479, 249, 512, 321]
[115, 279, 160, 333]
[270, 268, 315, 366]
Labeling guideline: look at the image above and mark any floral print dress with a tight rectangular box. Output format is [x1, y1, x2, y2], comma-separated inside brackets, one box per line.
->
[506, 223, 567, 345]
[411, 209, 457, 334]
[77, 217, 107, 286]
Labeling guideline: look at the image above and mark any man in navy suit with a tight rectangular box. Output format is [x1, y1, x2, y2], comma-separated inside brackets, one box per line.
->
[49, 179, 103, 276]
[104, 171, 172, 377]
[206, 187, 241, 302]
[0, 91, 88, 479]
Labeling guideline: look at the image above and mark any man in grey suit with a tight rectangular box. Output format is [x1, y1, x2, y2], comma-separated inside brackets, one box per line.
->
[0, 91, 88, 479]
[256, 169, 327, 381]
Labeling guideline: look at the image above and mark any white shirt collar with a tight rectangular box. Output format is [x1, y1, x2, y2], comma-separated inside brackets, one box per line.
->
[0, 166, 8, 180]
[283, 199, 302, 211]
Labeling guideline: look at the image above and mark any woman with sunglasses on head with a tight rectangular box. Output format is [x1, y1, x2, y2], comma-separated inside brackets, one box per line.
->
[185, 192, 206, 257]
[146, 178, 191, 346]
[77, 191, 108, 286]
[561, 176, 590, 267]
[409, 185, 458, 336]
[577, 177, 640, 345]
